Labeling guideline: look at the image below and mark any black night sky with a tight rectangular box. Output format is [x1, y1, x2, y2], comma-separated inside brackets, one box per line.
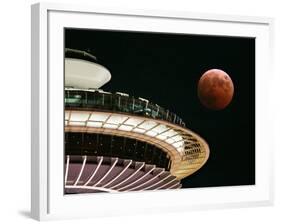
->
[65, 28, 255, 188]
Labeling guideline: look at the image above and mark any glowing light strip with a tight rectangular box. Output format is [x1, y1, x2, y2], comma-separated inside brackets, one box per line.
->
[102, 160, 132, 188]
[93, 158, 118, 187]
[84, 156, 103, 186]
[144, 123, 160, 133]
[65, 185, 118, 193]
[131, 120, 146, 132]
[126, 169, 165, 191]
[74, 156, 87, 186]
[84, 113, 92, 127]
[101, 114, 112, 129]
[110, 162, 145, 189]
[65, 155, 70, 185]
[116, 117, 130, 129]
[117, 165, 156, 191]
[167, 182, 181, 189]
[141, 174, 172, 191]
[155, 178, 178, 190]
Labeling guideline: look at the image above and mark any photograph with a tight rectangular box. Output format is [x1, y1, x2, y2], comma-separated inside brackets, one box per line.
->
[63, 28, 255, 194]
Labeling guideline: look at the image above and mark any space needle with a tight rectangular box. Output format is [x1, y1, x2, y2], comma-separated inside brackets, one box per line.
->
[64, 48, 210, 194]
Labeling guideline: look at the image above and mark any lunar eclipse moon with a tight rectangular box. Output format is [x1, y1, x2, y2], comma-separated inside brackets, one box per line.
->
[198, 69, 234, 110]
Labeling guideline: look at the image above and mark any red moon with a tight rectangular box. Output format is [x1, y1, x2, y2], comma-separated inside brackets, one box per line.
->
[198, 69, 234, 110]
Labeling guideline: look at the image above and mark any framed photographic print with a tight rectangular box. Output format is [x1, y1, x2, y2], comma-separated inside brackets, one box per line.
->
[31, 2, 274, 221]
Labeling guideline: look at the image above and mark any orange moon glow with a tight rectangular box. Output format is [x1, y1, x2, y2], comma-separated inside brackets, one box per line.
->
[198, 69, 234, 110]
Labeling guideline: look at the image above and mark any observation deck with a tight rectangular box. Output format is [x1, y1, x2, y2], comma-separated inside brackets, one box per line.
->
[65, 88, 209, 180]
[64, 49, 209, 194]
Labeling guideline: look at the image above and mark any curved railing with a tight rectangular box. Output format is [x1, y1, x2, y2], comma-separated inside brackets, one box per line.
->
[65, 89, 186, 128]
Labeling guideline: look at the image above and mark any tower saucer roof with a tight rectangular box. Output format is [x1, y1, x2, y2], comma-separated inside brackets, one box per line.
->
[65, 48, 111, 89]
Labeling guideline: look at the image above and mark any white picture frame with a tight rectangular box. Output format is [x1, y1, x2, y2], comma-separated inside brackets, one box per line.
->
[31, 2, 274, 221]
